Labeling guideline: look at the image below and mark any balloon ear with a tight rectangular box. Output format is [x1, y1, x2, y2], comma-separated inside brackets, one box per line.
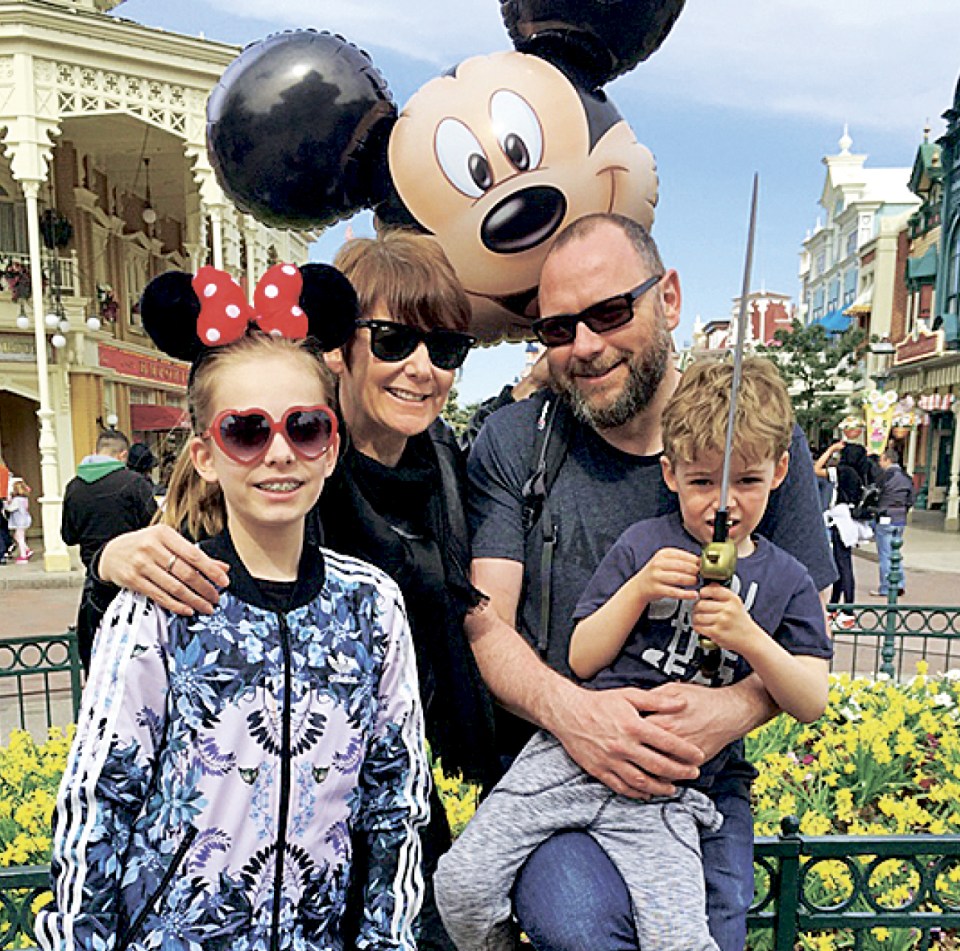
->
[140, 271, 203, 362]
[502, 0, 686, 85]
[207, 30, 397, 229]
[298, 264, 360, 352]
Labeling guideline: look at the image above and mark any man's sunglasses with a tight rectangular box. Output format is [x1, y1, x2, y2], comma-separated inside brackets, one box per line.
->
[202, 405, 338, 464]
[356, 319, 476, 370]
[531, 274, 663, 347]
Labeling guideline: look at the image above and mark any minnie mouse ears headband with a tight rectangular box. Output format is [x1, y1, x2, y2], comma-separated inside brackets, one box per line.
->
[140, 262, 359, 363]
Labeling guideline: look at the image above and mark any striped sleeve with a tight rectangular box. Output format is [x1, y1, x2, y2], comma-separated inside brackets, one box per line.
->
[352, 577, 430, 951]
[36, 591, 169, 951]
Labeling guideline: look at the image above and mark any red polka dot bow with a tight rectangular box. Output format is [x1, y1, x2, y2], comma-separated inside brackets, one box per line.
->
[192, 264, 307, 347]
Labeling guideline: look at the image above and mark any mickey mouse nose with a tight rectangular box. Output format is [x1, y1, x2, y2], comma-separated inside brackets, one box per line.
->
[480, 186, 567, 254]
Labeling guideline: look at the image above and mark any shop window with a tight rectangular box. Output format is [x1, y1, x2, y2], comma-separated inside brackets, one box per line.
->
[0, 185, 27, 255]
[947, 224, 960, 316]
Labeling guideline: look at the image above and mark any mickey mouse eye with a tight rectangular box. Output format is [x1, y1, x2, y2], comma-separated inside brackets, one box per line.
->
[490, 90, 543, 173]
[435, 118, 494, 198]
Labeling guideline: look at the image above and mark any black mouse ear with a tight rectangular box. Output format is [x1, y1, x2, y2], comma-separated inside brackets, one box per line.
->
[501, 0, 686, 86]
[207, 29, 397, 229]
[140, 271, 203, 362]
[298, 264, 360, 352]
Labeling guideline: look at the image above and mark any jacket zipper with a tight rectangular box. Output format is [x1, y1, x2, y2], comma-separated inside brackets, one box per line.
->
[117, 825, 198, 951]
[270, 612, 293, 951]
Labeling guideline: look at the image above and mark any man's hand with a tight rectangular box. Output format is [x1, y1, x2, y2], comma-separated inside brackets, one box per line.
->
[98, 525, 229, 616]
[644, 677, 778, 762]
[553, 685, 705, 799]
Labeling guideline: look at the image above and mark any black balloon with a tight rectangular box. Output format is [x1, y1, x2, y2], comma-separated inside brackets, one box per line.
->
[207, 30, 397, 229]
[500, 0, 686, 84]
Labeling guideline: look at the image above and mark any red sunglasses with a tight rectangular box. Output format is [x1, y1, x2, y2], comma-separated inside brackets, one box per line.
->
[202, 405, 338, 464]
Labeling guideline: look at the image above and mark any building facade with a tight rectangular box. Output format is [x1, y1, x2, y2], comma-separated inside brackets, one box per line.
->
[799, 128, 919, 340]
[0, 0, 311, 569]
[887, 80, 960, 530]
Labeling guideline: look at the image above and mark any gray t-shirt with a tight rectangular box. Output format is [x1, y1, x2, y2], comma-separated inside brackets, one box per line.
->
[467, 392, 837, 684]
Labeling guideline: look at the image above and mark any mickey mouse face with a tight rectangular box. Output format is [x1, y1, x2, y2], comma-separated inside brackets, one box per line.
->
[389, 51, 658, 341]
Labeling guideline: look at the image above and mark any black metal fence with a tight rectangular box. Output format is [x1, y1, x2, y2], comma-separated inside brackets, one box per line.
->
[0, 630, 81, 736]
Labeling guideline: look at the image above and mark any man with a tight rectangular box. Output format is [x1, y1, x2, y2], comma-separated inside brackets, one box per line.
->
[870, 447, 915, 597]
[464, 213, 836, 950]
[62, 429, 157, 670]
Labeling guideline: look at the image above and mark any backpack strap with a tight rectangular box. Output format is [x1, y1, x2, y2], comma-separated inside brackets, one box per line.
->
[520, 393, 571, 654]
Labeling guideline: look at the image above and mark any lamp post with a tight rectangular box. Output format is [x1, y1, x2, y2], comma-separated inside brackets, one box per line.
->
[23, 179, 70, 571]
[869, 337, 896, 390]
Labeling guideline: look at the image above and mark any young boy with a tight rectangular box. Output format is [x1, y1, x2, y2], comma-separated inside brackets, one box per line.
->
[434, 356, 832, 951]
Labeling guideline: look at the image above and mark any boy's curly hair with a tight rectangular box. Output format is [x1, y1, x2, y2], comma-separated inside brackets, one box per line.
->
[662, 356, 794, 467]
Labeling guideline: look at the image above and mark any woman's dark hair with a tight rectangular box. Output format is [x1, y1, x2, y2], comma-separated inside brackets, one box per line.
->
[334, 230, 471, 333]
[127, 442, 156, 475]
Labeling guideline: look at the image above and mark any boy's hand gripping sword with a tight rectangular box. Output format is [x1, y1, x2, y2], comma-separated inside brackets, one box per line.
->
[698, 174, 759, 674]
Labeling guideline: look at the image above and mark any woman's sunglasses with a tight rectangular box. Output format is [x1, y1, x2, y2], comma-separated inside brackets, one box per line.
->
[202, 405, 338, 464]
[531, 274, 663, 347]
[356, 319, 476, 370]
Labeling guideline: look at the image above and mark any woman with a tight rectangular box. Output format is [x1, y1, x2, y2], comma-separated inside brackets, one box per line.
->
[814, 440, 870, 625]
[94, 231, 499, 950]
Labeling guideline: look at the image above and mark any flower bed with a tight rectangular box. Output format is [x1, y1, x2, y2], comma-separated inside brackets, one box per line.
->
[1, 671, 958, 949]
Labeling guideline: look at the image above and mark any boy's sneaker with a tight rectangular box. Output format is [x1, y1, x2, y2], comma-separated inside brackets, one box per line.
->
[833, 612, 856, 631]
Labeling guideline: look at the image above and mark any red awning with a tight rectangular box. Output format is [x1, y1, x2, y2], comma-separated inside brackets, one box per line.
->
[130, 404, 189, 432]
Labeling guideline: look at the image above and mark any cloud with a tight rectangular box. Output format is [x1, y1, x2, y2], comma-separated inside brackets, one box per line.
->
[200, 0, 507, 63]
[617, 0, 959, 141]
[204, 0, 958, 143]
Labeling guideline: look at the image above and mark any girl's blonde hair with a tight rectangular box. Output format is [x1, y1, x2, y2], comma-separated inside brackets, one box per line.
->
[157, 334, 334, 541]
[662, 356, 794, 467]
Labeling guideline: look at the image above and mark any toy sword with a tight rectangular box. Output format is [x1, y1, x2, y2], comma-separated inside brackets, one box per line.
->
[698, 173, 759, 673]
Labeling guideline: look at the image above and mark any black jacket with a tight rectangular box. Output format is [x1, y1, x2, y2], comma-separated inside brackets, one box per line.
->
[62, 462, 157, 568]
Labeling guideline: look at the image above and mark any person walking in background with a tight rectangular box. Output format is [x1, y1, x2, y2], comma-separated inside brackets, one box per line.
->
[4, 477, 32, 563]
[61, 429, 157, 670]
[126, 441, 157, 491]
[870, 448, 916, 598]
[814, 441, 872, 628]
[0, 458, 12, 563]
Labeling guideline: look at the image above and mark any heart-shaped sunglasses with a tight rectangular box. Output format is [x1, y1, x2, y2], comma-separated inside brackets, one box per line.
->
[202, 405, 338, 464]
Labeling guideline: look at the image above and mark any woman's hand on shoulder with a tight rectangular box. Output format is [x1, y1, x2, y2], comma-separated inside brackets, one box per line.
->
[99, 524, 229, 615]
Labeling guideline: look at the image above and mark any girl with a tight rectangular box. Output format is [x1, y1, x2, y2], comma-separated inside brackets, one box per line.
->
[37, 264, 429, 951]
[4, 477, 32, 563]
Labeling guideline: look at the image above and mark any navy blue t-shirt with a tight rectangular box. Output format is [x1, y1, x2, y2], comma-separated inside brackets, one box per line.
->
[573, 511, 833, 790]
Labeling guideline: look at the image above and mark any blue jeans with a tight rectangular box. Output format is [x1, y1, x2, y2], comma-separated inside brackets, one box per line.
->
[512, 787, 754, 951]
[874, 521, 905, 594]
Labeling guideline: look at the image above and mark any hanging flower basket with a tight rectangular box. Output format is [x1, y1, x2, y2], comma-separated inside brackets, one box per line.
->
[2, 260, 32, 302]
[40, 210, 73, 250]
[97, 283, 119, 322]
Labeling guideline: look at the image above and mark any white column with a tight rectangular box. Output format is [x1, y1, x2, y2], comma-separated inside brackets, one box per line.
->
[209, 205, 225, 271]
[946, 402, 960, 532]
[23, 178, 71, 571]
[906, 424, 919, 475]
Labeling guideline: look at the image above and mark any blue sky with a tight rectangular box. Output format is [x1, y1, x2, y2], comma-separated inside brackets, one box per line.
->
[112, 0, 960, 403]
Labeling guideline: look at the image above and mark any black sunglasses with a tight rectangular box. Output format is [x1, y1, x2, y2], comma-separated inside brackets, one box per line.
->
[356, 319, 476, 370]
[532, 274, 663, 347]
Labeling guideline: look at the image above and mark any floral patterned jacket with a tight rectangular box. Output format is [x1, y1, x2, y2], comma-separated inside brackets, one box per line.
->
[37, 532, 429, 951]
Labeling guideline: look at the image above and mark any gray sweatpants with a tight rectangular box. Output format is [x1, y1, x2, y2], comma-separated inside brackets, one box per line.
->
[434, 730, 722, 951]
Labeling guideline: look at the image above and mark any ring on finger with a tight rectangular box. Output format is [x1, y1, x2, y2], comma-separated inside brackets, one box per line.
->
[166, 554, 178, 574]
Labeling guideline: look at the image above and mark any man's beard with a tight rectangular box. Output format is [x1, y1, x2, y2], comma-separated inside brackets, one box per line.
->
[552, 321, 672, 431]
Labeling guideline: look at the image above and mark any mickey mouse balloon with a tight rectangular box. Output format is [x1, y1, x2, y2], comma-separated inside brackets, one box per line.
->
[206, 1, 686, 342]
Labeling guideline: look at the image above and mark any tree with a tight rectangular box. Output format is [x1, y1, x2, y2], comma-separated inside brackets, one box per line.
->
[758, 319, 865, 447]
[441, 384, 480, 439]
